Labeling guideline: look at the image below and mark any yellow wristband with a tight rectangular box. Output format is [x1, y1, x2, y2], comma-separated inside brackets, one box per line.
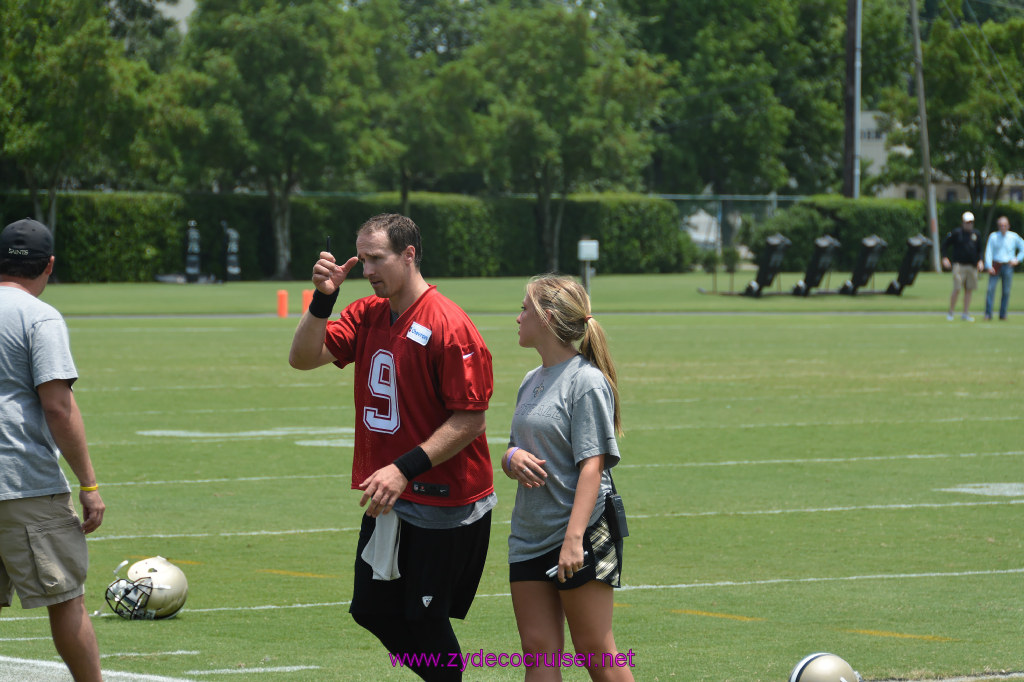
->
[80, 485, 99, 492]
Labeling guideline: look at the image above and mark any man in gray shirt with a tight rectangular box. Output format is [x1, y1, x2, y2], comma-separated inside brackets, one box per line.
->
[0, 218, 106, 682]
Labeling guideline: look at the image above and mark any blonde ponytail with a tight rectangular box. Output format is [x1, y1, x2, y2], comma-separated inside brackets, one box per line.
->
[526, 276, 622, 435]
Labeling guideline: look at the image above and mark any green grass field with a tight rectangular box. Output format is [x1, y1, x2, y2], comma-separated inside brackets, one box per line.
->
[2, 271, 1023, 681]
[36, 269, 967, 315]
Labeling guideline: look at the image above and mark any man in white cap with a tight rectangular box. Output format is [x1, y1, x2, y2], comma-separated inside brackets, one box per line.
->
[940, 211, 985, 321]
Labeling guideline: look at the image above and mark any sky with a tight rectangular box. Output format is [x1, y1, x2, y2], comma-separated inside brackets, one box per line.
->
[157, 0, 196, 30]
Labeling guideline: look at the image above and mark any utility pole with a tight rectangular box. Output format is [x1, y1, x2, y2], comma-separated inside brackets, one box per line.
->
[853, 0, 862, 199]
[843, 0, 862, 198]
[910, 0, 941, 271]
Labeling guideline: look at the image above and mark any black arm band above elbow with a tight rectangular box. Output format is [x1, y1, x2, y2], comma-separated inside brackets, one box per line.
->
[393, 446, 432, 481]
[307, 289, 339, 319]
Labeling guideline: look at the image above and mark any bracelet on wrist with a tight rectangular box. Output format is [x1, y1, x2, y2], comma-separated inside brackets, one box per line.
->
[307, 289, 340, 319]
[80, 485, 99, 492]
[503, 447, 519, 473]
[393, 446, 432, 481]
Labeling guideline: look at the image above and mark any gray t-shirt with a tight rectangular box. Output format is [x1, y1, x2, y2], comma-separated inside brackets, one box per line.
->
[0, 287, 77, 501]
[394, 491, 497, 529]
[507, 354, 620, 563]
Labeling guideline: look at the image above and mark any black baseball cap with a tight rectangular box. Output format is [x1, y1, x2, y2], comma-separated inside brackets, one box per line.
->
[1, 218, 54, 259]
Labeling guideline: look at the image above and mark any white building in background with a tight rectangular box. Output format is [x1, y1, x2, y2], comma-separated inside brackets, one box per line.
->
[685, 209, 720, 250]
[858, 110, 895, 191]
[860, 110, 1024, 204]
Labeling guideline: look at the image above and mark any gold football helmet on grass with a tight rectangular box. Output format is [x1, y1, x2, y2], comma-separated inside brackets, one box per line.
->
[789, 653, 862, 682]
[105, 556, 189, 620]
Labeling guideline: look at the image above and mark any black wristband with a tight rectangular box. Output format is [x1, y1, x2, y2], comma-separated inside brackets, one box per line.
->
[393, 446, 432, 481]
[307, 289, 339, 319]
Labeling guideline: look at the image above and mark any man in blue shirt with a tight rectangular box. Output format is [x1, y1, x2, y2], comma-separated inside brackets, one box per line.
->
[983, 215, 1024, 320]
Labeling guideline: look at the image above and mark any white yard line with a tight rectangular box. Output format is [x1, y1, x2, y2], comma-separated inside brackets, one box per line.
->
[0, 655, 197, 682]
[868, 671, 1024, 675]
[184, 667, 320, 676]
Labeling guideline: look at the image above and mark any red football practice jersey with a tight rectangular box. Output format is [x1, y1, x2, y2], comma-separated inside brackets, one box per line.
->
[324, 286, 494, 506]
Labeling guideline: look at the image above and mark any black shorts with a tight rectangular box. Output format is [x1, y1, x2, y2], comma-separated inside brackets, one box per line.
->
[350, 511, 490, 621]
[509, 513, 622, 590]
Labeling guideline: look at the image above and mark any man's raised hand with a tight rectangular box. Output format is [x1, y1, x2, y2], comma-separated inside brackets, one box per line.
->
[313, 252, 359, 295]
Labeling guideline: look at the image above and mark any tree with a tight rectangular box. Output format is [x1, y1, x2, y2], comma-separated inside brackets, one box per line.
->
[0, 0, 147, 233]
[106, 0, 183, 72]
[182, 0, 382, 278]
[394, 0, 490, 65]
[81, 1, 192, 192]
[469, 3, 668, 270]
[984, 19, 1024, 214]
[356, 0, 490, 216]
[621, 0, 909, 195]
[678, 21, 795, 194]
[624, 0, 810, 193]
[881, 17, 1024, 229]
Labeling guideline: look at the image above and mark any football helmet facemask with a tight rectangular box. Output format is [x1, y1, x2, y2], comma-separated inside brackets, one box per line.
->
[789, 653, 862, 682]
[105, 556, 188, 620]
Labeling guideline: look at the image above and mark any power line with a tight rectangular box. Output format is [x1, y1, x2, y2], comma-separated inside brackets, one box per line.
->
[964, 0, 1024, 16]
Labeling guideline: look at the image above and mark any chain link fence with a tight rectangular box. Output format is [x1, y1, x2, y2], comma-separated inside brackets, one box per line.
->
[660, 194, 806, 255]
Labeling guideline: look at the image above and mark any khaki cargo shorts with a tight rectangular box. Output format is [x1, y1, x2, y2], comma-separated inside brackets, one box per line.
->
[952, 262, 979, 291]
[0, 493, 88, 609]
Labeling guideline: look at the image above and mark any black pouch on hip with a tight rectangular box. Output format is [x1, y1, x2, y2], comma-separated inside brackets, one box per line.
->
[604, 472, 629, 540]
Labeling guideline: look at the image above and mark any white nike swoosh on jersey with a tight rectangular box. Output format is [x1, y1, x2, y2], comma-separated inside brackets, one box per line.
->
[462, 352, 474, 360]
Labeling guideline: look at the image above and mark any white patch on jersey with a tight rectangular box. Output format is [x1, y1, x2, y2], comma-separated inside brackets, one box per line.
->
[422, 595, 433, 608]
[407, 321, 432, 346]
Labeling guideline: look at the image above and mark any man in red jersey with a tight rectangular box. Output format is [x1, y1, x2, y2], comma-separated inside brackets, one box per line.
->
[289, 214, 494, 681]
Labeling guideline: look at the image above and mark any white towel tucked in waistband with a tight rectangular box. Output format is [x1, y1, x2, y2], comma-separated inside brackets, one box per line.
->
[360, 512, 402, 581]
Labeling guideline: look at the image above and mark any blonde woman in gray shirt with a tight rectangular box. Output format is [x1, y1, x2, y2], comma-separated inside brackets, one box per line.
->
[503, 275, 634, 681]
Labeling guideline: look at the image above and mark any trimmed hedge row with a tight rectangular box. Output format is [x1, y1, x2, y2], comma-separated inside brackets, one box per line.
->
[557, 194, 690, 274]
[0, 191, 690, 282]
[295, 193, 507, 279]
[0, 192, 185, 283]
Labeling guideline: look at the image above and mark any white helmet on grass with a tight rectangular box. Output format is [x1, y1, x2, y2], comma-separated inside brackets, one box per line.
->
[789, 653, 862, 682]
[105, 556, 189, 620]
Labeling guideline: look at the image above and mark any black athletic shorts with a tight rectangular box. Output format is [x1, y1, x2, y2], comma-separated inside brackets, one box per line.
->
[350, 510, 491, 621]
[509, 513, 622, 589]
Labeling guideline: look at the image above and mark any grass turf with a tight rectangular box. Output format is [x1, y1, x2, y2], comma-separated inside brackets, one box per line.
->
[1, 271, 1022, 681]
